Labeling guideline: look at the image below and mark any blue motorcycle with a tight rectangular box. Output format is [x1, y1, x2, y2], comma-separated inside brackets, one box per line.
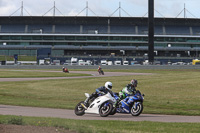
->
[111, 90, 144, 116]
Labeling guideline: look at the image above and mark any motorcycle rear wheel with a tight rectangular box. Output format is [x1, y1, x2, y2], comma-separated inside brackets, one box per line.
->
[99, 102, 113, 117]
[74, 101, 85, 116]
[131, 102, 143, 116]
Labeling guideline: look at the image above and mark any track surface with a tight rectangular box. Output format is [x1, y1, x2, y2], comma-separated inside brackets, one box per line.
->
[0, 104, 200, 123]
[0, 70, 199, 123]
[0, 70, 153, 82]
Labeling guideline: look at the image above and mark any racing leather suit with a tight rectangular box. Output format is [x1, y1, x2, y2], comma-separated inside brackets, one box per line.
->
[84, 86, 108, 106]
[119, 84, 136, 100]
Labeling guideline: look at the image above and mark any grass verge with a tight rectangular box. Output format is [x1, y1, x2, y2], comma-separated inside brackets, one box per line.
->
[0, 69, 90, 78]
[0, 115, 200, 133]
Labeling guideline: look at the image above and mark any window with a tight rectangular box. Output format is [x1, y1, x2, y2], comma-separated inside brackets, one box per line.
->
[66, 36, 75, 40]
[132, 37, 142, 41]
[99, 36, 108, 41]
[155, 37, 164, 42]
[196, 38, 200, 42]
[43, 36, 54, 40]
[120, 37, 127, 41]
[21, 36, 32, 40]
[126, 37, 132, 41]
[10, 36, 21, 40]
[76, 36, 86, 41]
[186, 38, 196, 42]
[165, 37, 175, 42]
[0, 36, 9, 40]
[31, 42, 41, 45]
[88, 36, 98, 40]
[176, 38, 185, 42]
[110, 36, 120, 40]
[55, 36, 65, 40]
[32, 36, 42, 40]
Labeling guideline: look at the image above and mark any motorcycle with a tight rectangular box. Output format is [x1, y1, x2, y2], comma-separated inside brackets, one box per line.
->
[110, 90, 144, 116]
[74, 90, 116, 117]
[98, 69, 104, 75]
[63, 68, 69, 73]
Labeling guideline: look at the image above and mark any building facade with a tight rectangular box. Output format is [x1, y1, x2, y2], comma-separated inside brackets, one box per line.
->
[0, 16, 200, 63]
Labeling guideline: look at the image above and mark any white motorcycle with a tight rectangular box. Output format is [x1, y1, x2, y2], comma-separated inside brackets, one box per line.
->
[74, 90, 116, 117]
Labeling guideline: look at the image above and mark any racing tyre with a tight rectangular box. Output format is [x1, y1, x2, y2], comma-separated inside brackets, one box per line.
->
[109, 108, 116, 115]
[74, 101, 85, 116]
[101, 70, 104, 75]
[99, 102, 113, 117]
[131, 102, 143, 116]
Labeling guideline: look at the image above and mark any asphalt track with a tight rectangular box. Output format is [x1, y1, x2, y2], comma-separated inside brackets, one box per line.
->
[0, 70, 199, 123]
[0, 70, 153, 82]
[0, 104, 200, 123]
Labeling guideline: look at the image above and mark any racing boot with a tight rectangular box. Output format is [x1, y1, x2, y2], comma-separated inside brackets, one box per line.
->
[84, 98, 90, 107]
[113, 98, 120, 107]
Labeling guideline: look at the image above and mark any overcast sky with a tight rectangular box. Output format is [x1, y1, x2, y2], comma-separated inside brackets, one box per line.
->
[0, 0, 200, 18]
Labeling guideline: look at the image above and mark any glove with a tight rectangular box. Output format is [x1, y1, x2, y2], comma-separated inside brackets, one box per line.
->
[119, 95, 123, 100]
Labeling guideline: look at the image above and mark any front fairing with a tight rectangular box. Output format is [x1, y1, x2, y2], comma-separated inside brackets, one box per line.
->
[132, 93, 144, 102]
[116, 92, 144, 113]
[85, 91, 116, 114]
[132, 90, 144, 102]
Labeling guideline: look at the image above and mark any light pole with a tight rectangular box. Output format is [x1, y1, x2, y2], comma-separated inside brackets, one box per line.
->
[120, 50, 125, 62]
[148, 0, 154, 64]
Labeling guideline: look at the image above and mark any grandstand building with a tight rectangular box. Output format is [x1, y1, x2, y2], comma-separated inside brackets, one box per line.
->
[0, 16, 200, 64]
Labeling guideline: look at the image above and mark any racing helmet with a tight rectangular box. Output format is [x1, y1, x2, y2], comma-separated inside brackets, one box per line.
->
[105, 81, 112, 90]
[130, 79, 138, 87]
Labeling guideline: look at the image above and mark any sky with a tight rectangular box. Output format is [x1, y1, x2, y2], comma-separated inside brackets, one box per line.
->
[0, 0, 200, 18]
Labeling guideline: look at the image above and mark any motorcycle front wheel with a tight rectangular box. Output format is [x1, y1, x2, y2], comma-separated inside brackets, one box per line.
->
[74, 101, 85, 116]
[99, 102, 113, 117]
[101, 71, 104, 75]
[109, 107, 116, 115]
[131, 102, 143, 116]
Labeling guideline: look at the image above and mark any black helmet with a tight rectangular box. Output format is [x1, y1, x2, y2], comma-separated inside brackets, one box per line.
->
[130, 79, 137, 87]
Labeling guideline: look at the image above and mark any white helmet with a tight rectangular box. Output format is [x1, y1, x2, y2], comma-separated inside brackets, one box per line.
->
[105, 81, 112, 90]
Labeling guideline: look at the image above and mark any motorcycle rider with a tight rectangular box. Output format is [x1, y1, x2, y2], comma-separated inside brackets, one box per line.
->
[84, 81, 113, 107]
[98, 66, 103, 75]
[62, 67, 69, 73]
[119, 79, 138, 100]
[98, 66, 101, 71]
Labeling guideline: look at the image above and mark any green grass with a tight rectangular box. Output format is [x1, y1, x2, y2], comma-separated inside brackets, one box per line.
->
[0, 69, 200, 115]
[0, 69, 90, 78]
[1, 69, 200, 132]
[0, 115, 200, 133]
